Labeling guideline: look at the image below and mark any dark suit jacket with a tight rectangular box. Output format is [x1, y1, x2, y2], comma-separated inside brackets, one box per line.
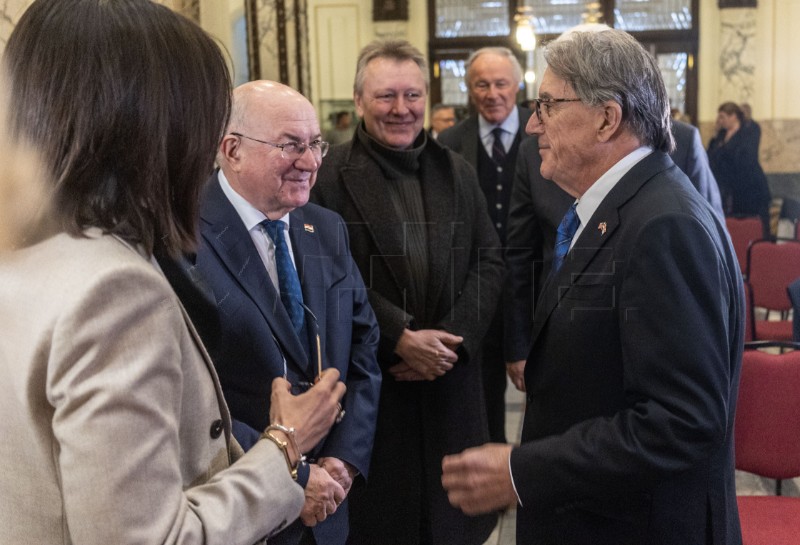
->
[191, 175, 382, 545]
[312, 135, 503, 545]
[437, 107, 533, 169]
[510, 152, 743, 545]
[671, 119, 724, 218]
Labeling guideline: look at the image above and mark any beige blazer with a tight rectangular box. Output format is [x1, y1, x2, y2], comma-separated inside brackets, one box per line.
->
[0, 231, 304, 545]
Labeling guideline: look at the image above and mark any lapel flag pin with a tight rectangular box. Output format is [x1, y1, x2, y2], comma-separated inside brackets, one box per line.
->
[304, 224, 315, 233]
[597, 222, 607, 236]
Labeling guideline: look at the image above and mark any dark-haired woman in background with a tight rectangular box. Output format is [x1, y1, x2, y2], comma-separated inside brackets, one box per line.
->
[0, 1, 345, 543]
[708, 101, 772, 236]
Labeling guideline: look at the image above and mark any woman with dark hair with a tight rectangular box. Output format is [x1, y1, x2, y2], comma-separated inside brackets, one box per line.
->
[708, 101, 772, 235]
[0, 1, 345, 543]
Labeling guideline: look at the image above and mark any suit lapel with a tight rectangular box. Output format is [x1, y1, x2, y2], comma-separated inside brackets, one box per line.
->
[146, 252, 234, 446]
[288, 207, 326, 378]
[529, 152, 673, 345]
[338, 154, 415, 307]
[200, 178, 311, 378]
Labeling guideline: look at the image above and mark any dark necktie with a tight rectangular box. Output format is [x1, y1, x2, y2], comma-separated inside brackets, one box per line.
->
[261, 219, 305, 335]
[552, 203, 580, 274]
[491, 127, 506, 163]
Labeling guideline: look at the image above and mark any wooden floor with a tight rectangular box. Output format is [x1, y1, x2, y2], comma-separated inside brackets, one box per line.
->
[483, 378, 800, 545]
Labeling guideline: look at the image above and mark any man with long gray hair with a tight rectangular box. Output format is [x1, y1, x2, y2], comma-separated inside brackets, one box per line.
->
[442, 28, 743, 545]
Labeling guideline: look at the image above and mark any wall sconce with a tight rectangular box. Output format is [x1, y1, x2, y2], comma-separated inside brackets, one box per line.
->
[515, 6, 537, 52]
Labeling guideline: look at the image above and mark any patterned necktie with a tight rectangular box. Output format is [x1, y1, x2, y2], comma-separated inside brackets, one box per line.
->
[261, 219, 305, 334]
[552, 203, 580, 274]
[491, 127, 506, 163]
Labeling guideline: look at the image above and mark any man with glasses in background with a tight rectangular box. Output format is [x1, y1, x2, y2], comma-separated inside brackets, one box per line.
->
[438, 47, 539, 440]
[443, 29, 743, 544]
[179, 80, 381, 545]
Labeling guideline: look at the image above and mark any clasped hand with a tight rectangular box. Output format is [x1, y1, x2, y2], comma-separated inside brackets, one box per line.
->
[390, 328, 463, 381]
[300, 457, 357, 526]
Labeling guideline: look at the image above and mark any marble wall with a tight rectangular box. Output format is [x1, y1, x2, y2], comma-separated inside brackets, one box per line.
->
[697, 2, 800, 190]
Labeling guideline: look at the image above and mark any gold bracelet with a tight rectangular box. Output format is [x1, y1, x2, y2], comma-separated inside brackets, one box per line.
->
[260, 430, 298, 480]
[265, 423, 302, 461]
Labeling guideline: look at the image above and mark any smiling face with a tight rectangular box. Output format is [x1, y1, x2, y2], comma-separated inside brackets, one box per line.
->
[354, 57, 427, 149]
[468, 52, 520, 125]
[525, 69, 600, 197]
[222, 82, 322, 219]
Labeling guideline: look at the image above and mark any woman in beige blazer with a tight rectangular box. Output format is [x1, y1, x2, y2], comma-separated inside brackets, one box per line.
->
[0, 1, 345, 544]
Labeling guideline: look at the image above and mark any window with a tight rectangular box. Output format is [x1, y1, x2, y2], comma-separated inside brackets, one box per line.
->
[428, 0, 699, 123]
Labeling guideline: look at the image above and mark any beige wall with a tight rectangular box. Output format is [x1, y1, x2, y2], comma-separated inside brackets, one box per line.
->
[306, 0, 428, 107]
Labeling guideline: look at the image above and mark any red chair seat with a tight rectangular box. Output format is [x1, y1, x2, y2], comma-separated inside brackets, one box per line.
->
[737, 495, 800, 544]
[754, 320, 794, 342]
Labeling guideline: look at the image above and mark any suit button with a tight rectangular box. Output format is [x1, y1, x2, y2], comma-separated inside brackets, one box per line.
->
[209, 419, 223, 439]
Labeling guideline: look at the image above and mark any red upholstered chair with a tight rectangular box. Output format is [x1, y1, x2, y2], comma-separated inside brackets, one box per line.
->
[735, 342, 800, 545]
[743, 281, 754, 343]
[726, 216, 766, 278]
[746, 240, 800, 342]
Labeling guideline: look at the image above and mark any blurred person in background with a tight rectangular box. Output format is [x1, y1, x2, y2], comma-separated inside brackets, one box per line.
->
[428, 103, 457, 139]
[708, 101, 771, 236]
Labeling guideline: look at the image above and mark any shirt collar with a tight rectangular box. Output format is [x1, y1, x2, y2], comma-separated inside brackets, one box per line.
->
[217, 170, 290, 232]
[478, 105, 520, 139]
[575, 146, 653, 229]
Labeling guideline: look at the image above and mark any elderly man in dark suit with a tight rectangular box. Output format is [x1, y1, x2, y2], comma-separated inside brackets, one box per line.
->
[504, 115, 724, 394]
[443, 28, 743, 545]
[184, 80, 381, 545]
[438, 46, 534, 442]
[313, 39, 503, 545]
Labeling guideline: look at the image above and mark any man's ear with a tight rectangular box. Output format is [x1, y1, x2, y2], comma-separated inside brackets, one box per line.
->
[219, 133, 242, 170]
[354, 92, 365, 119]
[596, 100, 623, 143]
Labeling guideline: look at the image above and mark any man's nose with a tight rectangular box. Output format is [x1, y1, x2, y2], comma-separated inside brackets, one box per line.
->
[526, 113, 543, 135]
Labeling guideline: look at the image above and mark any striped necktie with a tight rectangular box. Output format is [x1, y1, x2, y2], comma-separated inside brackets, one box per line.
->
[261, 219, 305, 334]
[491, 127, 506, 163]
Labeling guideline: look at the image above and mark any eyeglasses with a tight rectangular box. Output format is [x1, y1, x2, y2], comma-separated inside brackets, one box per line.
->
[532, 97, 582, 123]
[230, 132, 329, 161]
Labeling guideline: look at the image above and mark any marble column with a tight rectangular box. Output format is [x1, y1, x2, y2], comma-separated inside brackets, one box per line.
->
[246, 0, 311, 97]
[718, 7, 757, 103]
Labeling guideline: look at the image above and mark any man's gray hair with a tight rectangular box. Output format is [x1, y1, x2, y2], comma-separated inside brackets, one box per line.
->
[544, 29, 674, 153]
[354, 40, 429, 96]
[465, 47, 523, 85]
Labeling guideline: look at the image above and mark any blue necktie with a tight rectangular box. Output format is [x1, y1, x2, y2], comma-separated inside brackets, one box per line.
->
[491, 127, 506, 163]
[552, 203, 580, 274]
[261, 220, 305, 335]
